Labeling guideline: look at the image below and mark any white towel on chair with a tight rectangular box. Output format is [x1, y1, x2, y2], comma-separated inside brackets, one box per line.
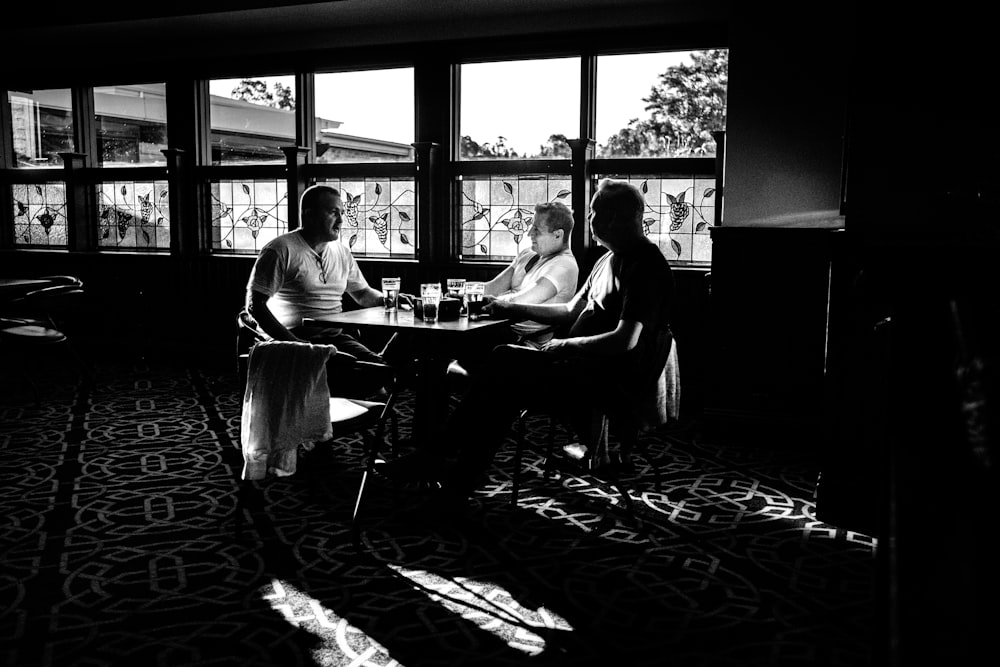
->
[240, 340, 336, 481]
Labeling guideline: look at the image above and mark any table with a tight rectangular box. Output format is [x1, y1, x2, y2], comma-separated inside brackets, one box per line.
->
[306, 307, 510, 446]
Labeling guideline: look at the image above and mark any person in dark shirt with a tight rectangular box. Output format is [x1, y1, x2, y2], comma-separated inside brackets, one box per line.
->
[377, 178, 675, 503]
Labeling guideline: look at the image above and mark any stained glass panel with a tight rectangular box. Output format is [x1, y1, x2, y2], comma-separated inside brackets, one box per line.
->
[211, 179, 288, 254]
[319, 177, 416, 258]
[459, 174, 571, 261]
[10, 183, 68, 247]
[96, 181, 170, 251]
[595, 174, 715, 264]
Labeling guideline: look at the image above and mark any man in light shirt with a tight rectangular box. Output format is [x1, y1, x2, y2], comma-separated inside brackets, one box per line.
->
[245, 184, 399, 396]
[483, 201, 578, 348]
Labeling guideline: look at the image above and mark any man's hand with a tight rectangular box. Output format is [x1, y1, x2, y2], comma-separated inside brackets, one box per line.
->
[541, 337, 571, 355]
[397, 292, 416, 308]
[482, 294, 507, 317]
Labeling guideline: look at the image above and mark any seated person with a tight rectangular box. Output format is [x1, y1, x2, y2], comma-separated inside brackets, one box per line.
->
[246, 184, 402, 398]
[483, 201, 578, 348]
[378, 178, 675, 504]
[447, 202, 578, 380]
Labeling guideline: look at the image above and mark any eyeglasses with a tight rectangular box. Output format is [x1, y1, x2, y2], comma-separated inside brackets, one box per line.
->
[314, 254, 327, 284]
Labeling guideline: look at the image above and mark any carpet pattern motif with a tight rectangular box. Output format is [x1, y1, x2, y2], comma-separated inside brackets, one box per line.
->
[1, 364, 876, 666]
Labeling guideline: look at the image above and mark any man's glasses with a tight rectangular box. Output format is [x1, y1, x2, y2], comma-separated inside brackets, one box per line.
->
[314, 254, 327, 284]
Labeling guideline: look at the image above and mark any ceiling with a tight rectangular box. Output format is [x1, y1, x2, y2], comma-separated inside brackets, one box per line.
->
[4, 0, 731, 79]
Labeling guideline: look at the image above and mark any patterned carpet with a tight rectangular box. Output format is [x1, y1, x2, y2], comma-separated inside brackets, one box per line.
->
[1, 362, 876, 667]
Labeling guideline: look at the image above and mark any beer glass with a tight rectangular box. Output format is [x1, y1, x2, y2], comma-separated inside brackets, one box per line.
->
[465, 281, 485, 318]
[381, 277, 400, 313]
[420, 283, 442, 322]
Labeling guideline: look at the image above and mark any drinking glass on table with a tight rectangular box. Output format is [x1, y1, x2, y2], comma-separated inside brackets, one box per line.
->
[465, 281, 486, 319]
[382, 277, 401, 313]
[447, 278, 467, 315]
[420, 283, 442, 322]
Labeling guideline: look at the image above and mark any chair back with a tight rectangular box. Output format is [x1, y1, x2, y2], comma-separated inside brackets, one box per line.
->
[237, 309, 269, 388]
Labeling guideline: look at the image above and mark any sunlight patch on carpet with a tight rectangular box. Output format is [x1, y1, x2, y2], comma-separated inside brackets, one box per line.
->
[388, 564, 574, 656]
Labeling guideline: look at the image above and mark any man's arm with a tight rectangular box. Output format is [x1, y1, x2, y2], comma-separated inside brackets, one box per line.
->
[487, 288, 585, 325]
[247, 290, 301, 342]
[484, 263, 515, 296]
[495, 276, 558, 305]
[543, 319, 643, 356]
[346, 285, 384, 308]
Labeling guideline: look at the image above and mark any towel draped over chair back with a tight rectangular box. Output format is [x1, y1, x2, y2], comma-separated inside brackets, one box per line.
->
[240, 340, 336, 480]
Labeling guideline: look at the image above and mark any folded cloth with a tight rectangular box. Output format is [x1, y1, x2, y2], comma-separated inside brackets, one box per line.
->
[240, 340, 337, 480]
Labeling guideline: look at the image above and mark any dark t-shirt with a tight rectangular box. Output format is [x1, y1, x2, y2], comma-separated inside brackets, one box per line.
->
[568, 241, 674, 386]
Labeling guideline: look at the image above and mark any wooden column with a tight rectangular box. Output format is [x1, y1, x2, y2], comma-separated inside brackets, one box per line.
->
[59, 151, 94, 251]
[282, 146, 310, 231]
[161, 148, 196, 256]
[567, 138, 595, 259]
[412, 141, 441, 264]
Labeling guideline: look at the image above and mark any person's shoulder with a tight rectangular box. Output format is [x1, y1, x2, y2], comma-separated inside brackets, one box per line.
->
[262, 230, 298, 252]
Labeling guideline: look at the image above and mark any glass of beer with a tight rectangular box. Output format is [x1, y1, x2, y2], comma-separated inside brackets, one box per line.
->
[446, 278, 467, 316]
[420, 283, 442, 322]
[465, 281, 485, 319]
[382, 277, 401, 313]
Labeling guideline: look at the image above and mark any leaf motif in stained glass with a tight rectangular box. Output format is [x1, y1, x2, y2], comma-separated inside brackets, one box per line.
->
[398, 211, 411, 222]
[226, 239, 232, 247]
[641, 181, 649, 194]
[514, 234, 522, 243]
[156, 217, 164, 226]
[696, 222, 707, 231]
[503, 181, 514, 195]
[242, 184, 251, 196]
[349, 234, 357, 247]
[121, 185, 128, 197]
[555, 190, 570, 199]
[480, 244, 488, 253]
[643, 217, 656, 235]
[400, 233, 410, 245]
[35, 185, 42, 197]
[102, 228, 110, 239]
[160, 189, 168, 198]
[703, 187, 715, 197]
[670, 239, 682, 257]
[15, 201, 27, 217]
[375, 183, 382, 196]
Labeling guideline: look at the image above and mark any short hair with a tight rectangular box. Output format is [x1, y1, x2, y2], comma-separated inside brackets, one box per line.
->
[301, 184, 341, 213]
[592, 178, 644, 223]
[533, 201, 574, 239]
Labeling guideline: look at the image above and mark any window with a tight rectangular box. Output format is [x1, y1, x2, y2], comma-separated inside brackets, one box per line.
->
[6, 88, 74, 168]
[595, 50, 727, 159]
[314, 68, 414, 163]
[10, 182, 68, 247]
[459, 58, 579, 160]
[212, 179, 288, 253]
[459, 175, 571, 260]
[95, 83, 168, 167]
[97, 180, 170, 250]
[209, 75, 296, 165]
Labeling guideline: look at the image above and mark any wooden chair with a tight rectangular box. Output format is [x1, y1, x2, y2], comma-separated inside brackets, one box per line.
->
[234, 309, 400, 537]
[510, 334, 680, 519]
[0, 280, 90, 400]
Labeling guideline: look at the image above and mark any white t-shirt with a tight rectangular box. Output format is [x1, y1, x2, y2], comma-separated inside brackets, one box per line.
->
[498, 247, 579, 342]
[246, 230, 370, 328]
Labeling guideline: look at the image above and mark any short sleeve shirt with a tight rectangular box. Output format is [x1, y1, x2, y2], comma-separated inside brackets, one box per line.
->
[501, 248, 579, 339]
[568, 242, 674, 383]
[246, 230, 370, 328]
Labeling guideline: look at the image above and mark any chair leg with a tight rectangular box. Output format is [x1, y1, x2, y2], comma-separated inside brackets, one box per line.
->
[543, 414, 557, 479]
[512, 409, 527, 507]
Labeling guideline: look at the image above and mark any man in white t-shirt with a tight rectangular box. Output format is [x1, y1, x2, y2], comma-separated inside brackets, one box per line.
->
[245, 184, 396, 396]
[484, 201, 578, 347]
